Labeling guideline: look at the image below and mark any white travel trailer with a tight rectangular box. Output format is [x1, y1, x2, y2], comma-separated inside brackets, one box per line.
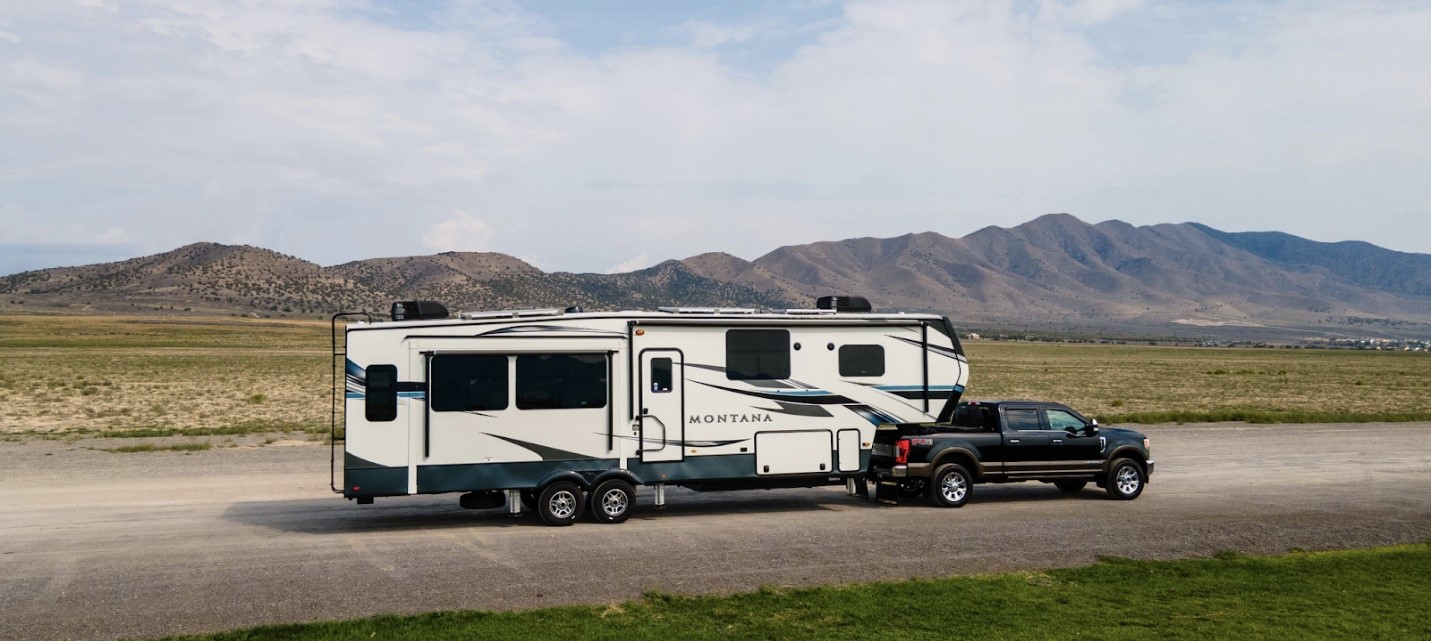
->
[331, 297, 969, 525]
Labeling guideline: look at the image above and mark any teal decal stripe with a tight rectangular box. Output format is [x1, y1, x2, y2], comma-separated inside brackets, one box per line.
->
[417, 459, 621, 494]
[345, 391, 425, 400]
[414, 452, 875, 495]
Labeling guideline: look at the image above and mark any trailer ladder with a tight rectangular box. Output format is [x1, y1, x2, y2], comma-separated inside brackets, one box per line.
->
[330, 312, 374, 494]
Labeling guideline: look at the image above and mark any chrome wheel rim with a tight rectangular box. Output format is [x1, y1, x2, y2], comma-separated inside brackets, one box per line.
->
[600, 489, 628, 517]
[549, 490, 578, 519]
[940, 473, 967, 503]
[1116, 466, 1140, 495]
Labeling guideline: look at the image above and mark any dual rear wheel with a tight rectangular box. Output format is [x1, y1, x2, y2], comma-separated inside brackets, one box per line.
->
[533, 479, 636, 526]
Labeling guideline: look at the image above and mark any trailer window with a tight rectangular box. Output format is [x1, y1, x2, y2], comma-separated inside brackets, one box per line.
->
[650, 357, 673, 393]
[431, 355, 509, 412]
[516, 354, 608, 410]
[364, 364, 398, 422]
[726, 329, 790, 380]
[838, 344, 885, 377]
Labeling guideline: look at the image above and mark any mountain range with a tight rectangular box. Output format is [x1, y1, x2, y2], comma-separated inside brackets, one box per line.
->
[3, 214, 1428, 340]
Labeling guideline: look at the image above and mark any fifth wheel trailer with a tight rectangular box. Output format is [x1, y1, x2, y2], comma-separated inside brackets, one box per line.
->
[332, 298, 970, 525]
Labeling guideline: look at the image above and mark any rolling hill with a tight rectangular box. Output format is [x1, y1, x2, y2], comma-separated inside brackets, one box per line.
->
[2, 214, 1427, 340]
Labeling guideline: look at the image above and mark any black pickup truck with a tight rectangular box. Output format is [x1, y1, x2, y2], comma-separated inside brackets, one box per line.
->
[870, 400, 1153, 507]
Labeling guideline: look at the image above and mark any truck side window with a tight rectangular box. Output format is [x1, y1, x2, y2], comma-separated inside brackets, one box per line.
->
[431, 355, 509, 412]
[726, 329, 790, 380]
[364, 364, 398, 422]
[838, 344, 885, 377]
[517, 354, 608, 410]
[1046, 409, 1085, 432]
[1004, 408, 1043, 431]
[650, 357, 673, 393]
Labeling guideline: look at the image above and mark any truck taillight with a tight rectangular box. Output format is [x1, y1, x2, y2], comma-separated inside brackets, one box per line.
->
[895, 439, 910, 465]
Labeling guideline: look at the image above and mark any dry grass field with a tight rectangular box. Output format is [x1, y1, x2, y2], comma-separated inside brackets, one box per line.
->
[0, 315, 331, 436]
[965, 341, 1431, 423]
[0, 315, 1427, 437]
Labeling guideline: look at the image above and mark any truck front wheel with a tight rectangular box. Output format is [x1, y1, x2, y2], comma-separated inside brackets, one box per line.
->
[931, 464, 972, 508]
[1106, 459, 1145, 500]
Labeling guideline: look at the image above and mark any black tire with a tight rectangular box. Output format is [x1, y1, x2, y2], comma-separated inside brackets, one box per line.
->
[520, 489, 538, 513]
[854, 476, 870, 500]
[537, 481, 583, 526]
[898, 478, 928, 498]
[1054, 479, 1087, 493]
[931, 464, 972, 508]
[589, 479, 635, 524]
[1105, 459, 1145, 500]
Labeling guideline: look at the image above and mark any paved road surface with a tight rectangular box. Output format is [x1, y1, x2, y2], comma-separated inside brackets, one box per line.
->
[2, 423, 1428, 641]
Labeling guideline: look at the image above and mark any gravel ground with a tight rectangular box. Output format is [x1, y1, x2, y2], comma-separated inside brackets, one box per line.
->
[1, 422, 1428, 641]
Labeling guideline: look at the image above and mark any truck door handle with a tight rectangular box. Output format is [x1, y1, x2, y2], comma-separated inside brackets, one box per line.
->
[1008, 439, 1020, 444]
[1052, 439, 1064, 444]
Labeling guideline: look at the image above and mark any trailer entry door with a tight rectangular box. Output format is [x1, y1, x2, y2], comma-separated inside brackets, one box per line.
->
[639, 350, 684, 463]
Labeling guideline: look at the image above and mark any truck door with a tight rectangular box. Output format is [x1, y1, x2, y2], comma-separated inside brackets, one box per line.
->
[639, 350, 684, 463]
[1045, 408, 1101, 472]
[1000, 406, 1051, 474]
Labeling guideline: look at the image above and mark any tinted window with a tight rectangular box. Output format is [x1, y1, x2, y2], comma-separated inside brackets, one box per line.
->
[1004, 408, 1044, 431]
[517, 354, 608, 410]
[431, 355, 508, 412]
[839, 344, 885, 377]
[650, 357, 673, 393]
[364, 364, 398, 422]
[726, 329, 790, 380]
[1046, 409, 1086, 432]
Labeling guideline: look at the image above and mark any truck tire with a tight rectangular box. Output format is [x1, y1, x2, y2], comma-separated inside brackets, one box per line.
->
[1106, 459, 1145, 500]
[931, 463, 972, 508]
[1054, 479, 1087, 493]
[537, 481, 583, 526]
[589, 479, 635, 524]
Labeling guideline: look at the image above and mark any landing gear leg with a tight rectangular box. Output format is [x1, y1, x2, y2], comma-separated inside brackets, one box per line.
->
[654, 483, 666, 509]
[505, 489, 522, 517]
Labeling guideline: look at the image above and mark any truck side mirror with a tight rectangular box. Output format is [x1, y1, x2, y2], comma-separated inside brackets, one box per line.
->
[1087, 420, 1099, 436]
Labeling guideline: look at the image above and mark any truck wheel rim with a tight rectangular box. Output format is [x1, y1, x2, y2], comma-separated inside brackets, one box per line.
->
[601, 490, 628, 516]
[549, 490, 577, 518]
[940, 474, 966, 502]
[1116, 467, 1140, 494]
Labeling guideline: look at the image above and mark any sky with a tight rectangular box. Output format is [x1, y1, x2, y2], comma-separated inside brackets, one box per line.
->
[1, 0, 1429, 276]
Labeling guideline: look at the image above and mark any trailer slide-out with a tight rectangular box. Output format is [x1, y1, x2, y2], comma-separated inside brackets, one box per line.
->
[331, 297, 969, 525]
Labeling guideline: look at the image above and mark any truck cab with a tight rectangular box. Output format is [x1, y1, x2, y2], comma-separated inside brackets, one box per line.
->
[869, 400, 1153, 507]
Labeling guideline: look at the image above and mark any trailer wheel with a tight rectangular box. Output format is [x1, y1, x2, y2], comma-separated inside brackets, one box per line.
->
[589, 479, 635, 524]
[519, 489, 538, 513]
[931, 463, 972, 508]
[537, 481, 583, 526]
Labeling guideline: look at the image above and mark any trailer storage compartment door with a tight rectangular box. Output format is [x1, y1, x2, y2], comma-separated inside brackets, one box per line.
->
[837, 429, 861, 472]
[755, 431, 832, 475]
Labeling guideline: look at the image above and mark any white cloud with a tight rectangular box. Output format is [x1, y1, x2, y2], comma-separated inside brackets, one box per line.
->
[605, 253, 650, 274]
[422, 210, 494, 253]
[1, 0, 1429, 277]
[685, 21, 757, 49]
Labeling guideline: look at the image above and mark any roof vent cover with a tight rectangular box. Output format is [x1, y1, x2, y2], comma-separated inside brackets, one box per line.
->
[816, 295, 872, 313]
[391, 301, 449, 321]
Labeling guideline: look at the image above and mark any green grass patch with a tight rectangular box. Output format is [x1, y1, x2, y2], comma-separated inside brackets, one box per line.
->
[161, 544, 1431, 641]
[102, 442, 213, 453]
